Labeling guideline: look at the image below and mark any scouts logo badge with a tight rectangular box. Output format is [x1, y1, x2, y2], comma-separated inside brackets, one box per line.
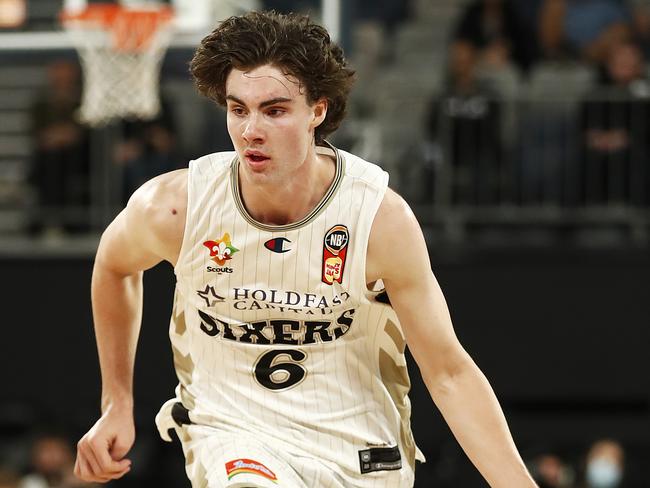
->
[225, 458, 277, 483]
[322, 225, 349, 285]
[203, 233, 239, 266]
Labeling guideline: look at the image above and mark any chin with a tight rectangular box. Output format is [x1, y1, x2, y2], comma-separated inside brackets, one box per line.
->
[240, 161, 277, 184]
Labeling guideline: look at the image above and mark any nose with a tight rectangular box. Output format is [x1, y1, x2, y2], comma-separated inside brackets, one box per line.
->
[242, 114, 264, 144]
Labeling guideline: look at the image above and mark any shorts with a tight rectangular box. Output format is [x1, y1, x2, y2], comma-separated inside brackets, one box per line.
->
[175, 424, 346, 488]
[156, 400, 416, 488]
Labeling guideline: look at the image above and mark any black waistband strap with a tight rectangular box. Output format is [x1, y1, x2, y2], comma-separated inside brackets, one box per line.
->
[171, 402, 192, 427]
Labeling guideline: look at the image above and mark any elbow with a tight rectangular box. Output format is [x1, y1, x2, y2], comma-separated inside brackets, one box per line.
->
[421, 350, 476, 399]
[92, 256, 142, 284]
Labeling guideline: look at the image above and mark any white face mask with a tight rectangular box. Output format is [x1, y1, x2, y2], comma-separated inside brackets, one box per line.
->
[586, 458, 622, 488]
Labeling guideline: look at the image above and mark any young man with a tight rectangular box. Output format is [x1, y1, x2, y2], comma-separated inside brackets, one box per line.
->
[74, 11, 537, 488]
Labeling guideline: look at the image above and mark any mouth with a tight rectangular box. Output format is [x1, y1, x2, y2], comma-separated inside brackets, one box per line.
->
[243, 150, 271, 170]
[244, 150, 270, 162]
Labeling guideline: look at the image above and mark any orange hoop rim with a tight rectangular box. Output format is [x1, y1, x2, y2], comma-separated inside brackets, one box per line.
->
[61, 3, 174, 52]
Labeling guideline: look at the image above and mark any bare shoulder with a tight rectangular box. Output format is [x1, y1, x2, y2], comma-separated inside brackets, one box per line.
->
[125, 168, 188, 265]
[366, 188, 427, 284]
[369, 188, 422, 248]
[374, 188, 415, 226]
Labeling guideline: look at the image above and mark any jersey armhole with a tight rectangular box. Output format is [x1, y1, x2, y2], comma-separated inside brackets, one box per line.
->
[361, 170, 390, 296]
[173, 160, 195, 277]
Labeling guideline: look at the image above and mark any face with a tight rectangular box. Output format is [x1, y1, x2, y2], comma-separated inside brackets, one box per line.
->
[586, 441, 624, 488]
[33, 437, 72, 474]
[225, 64, 327, 186]
[607, 43, 642, 84]
[450, 41, 477, 80]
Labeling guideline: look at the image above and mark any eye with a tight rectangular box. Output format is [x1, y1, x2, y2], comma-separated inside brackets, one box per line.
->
[266, 108, 285, 117]
[230, 106, 246, 116]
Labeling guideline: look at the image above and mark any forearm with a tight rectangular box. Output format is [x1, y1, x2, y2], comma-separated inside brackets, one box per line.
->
[426, 359, 536, 487]
[91, 262, 143, 412]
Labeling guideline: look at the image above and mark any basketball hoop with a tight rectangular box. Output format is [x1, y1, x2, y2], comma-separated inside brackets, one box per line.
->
[61, 3, 174, 126]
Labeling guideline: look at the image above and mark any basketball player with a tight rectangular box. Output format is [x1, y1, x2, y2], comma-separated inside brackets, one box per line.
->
[74, 11, 537, 488]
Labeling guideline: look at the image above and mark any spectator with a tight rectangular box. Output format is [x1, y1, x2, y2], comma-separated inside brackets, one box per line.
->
[539, 0, 632, 63]
[580, 439, 626, 488]
[426, 41, 503, 204]
[529, 453, 574, 488]
[113, 99, 182, 204]
[578, 40, 650, 205]
[29, 59, 89, 235]
[20, 433, 93, 488]
[454, 0, 536, 73]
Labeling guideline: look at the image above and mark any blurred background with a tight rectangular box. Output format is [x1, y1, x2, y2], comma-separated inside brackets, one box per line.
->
[0, 0, 648, 487]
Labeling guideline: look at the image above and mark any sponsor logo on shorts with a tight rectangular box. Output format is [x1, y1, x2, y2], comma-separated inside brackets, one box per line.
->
[322, 225, 349, 285]
[203, 233, 239, 270]
[225, 458, 277, 483]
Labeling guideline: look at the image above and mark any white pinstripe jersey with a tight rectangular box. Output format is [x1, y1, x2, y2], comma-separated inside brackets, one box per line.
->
[162, 145, 424, 486]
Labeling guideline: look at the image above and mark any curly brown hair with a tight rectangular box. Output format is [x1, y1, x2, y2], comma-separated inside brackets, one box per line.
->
[190, 10, 355, 143]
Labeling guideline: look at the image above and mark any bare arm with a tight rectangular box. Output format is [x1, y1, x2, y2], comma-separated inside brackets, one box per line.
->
[367, 190, 536, 487]
[75, 169, 186, 483]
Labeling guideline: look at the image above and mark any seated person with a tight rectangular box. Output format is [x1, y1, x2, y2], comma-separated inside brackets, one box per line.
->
[579, 41, 650, 205]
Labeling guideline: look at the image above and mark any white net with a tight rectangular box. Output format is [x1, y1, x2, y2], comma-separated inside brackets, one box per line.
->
[63, 5, 174, 126]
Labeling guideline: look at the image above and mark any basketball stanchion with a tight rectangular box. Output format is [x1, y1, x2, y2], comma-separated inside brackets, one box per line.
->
[61, 3, 174, 126]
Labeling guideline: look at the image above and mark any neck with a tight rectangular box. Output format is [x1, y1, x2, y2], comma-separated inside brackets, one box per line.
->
[238, 144, 337, 226]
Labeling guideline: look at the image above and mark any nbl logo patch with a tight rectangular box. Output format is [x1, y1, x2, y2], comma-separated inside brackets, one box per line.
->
[225, 458, 277, 483]
[322, 225, 349, 285]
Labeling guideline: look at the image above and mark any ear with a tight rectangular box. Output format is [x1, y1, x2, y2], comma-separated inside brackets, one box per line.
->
[310, 98, 328, 130]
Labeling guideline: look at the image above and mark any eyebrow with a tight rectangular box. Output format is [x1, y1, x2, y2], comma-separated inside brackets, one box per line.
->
[226, 95, 293, 108]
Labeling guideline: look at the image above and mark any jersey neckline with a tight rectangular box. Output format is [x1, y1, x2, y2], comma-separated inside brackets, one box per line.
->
[229, 141, 345, 232]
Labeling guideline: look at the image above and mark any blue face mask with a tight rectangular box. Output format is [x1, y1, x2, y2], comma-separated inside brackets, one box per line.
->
[586, 458, 622, 488]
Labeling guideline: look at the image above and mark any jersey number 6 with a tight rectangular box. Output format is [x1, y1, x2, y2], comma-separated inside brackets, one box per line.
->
[254, 349, 307, 391]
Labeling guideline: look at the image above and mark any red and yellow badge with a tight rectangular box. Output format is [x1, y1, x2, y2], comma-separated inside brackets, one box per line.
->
[322, 224, 349, 285]
[203, 233, 239, 266]
[225, 458, 277, 483]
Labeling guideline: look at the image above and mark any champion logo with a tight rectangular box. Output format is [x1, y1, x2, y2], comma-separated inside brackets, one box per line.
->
[225, 458, 277, 483]
[264, 237, 291, 253]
